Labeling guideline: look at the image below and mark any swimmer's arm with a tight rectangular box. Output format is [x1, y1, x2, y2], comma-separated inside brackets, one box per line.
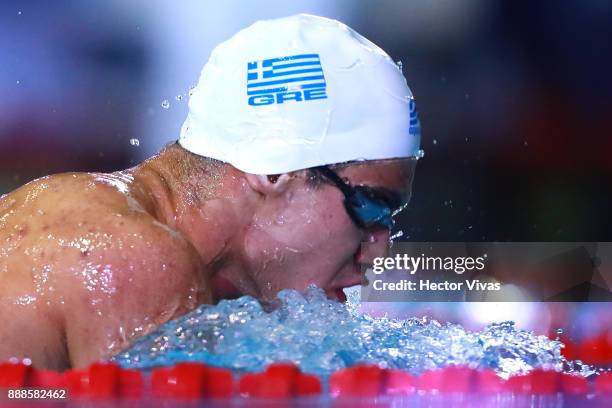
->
[58, 227, 210, 368]
[0, 297, 70, 371]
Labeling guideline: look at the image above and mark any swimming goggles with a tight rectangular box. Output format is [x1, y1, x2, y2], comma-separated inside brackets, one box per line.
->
[312, 166, 405, 230]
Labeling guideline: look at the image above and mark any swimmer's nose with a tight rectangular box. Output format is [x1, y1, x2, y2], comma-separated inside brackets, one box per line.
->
[356, 228, 390, 264]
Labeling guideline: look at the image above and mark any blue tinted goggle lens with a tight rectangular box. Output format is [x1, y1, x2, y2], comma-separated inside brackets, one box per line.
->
[312, 165, 401, 230]
[345, 189, 394, 229]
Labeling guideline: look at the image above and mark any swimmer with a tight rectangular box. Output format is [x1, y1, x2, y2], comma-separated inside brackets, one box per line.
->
[0, 14, 421, 370]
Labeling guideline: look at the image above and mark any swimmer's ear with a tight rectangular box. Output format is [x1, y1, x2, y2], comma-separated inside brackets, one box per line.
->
[245, 173, 292, 196]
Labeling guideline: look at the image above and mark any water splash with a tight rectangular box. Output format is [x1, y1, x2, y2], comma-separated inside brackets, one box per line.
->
[396, 60, 403, 73]
[389, 230, 404, 242]
[112, 286, 591, 379]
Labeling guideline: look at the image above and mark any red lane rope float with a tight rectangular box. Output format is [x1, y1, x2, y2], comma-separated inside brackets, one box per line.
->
[553, 332, 612, 365]
[329, 364, 605, 397]
[238, 362, 321, 398]
[579, 333, 612, 366]
[329, 364, 387, 397]
[151, 362, 233, 399]
[418, 366, 474, 393]
[0, 361, 31, 388]
[475, 369, 505, 393]
[595, 372, 612, 395]
[29, 369, 67, 389]
[63, 363, 144, 399]
[0, 360, 611, 399]
[560, 373, 589, 395]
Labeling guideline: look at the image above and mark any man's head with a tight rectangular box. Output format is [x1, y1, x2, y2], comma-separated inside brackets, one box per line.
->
[162, 14, 422, 301]
[239, 157, 416, 301]
[155, 145, 416, 302]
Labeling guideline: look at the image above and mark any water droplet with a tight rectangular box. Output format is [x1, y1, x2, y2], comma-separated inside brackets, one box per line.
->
[415, 149, 425, 159]
[556, 328, 564, 335]
[432, 139, 437, 145]
[16, 80, 20, 85]
[17, 11, 22, 15]
[175, 94, 183, 101]
[129, 138, 140, 147]
[161, 100, 170, 109]
[396, 60, 403, 72]
[389, 230, 404, 242]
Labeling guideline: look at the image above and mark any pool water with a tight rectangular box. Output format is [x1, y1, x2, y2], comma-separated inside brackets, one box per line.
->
[112, 285, 592, 379]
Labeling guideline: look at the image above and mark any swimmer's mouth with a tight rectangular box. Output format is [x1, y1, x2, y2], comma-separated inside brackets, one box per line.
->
[326, 277, 362, 303]
[326, 288, 348, 303]
[336, 289, 347, 302]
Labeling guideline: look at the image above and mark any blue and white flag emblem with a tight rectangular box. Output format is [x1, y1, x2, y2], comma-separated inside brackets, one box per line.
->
[246, 54, 328, 106]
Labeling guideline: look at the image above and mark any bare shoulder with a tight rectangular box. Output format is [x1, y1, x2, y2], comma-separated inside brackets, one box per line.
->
[1, 171, 200, 276]
[0, 172, 210, 368]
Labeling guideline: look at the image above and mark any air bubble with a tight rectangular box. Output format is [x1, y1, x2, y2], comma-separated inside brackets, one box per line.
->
[433, 139, 437, 145]
[161, 100, 170, 109]
[129, 138, 140, 147]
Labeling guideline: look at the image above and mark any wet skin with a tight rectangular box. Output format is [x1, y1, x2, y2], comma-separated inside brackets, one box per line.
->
[0, 146, 415, 369]
[0, 172, 209, 370]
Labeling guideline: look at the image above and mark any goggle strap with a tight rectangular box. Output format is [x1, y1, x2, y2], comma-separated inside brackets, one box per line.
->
[312, 166, 355, 197]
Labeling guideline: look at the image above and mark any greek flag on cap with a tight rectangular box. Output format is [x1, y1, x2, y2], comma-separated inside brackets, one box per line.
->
[247, 53, 328, 106]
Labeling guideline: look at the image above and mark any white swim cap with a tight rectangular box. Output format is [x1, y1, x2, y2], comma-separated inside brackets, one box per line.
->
[179, 14, 421, 175]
